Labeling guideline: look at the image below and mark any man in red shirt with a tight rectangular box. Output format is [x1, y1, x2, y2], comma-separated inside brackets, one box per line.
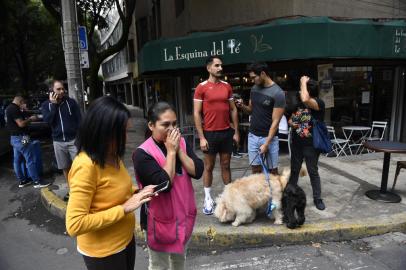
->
[194, 56, 240, 215]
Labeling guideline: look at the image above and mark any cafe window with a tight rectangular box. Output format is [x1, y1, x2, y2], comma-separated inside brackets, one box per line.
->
[331, 66, 372, 127]
[175, 0, 185, 17]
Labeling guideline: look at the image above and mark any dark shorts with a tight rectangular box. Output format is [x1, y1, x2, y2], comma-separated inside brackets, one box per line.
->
[203, 128, 234, 155]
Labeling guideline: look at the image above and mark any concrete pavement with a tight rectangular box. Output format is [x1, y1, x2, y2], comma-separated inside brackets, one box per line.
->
[40, 108, 406, 250]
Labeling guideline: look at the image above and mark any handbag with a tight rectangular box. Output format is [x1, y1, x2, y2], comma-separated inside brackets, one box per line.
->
[312, 119, 332, 153]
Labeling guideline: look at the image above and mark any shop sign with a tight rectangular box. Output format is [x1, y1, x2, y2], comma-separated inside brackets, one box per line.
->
[163, 39, 241, 62]
[394, 28, 406, 54]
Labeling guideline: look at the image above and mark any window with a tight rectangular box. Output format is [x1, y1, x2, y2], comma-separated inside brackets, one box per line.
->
[128, 39, 135, 62]
[136, 17, 149, 50]
[175, 0, 184, 17]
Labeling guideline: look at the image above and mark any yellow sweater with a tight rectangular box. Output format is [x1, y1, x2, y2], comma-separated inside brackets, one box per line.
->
[66, 152, 136, 258]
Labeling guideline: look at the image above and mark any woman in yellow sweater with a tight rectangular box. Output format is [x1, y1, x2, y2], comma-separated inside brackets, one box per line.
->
[66, 96, 155, 270]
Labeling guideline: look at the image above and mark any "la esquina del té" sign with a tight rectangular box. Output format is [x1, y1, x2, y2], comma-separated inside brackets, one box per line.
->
[163, 39, 242, 62]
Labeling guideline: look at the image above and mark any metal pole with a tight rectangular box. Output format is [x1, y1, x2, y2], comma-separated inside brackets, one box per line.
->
[61, 0, 84, 112]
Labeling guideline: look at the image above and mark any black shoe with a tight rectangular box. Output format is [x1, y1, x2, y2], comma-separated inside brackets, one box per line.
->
[18, 180, 33, 188]
[314, 199, 325, 210]
[33, 181, 51, 189]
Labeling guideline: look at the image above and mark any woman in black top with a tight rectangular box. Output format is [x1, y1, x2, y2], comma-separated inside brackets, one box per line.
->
[288, 76, 326, 211]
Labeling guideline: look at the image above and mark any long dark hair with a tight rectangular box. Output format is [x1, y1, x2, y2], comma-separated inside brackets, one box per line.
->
[144, 101, 176, 139]
[76, 96, 130, 167]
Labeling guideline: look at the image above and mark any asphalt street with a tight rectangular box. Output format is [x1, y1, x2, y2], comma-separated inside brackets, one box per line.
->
[1, 153, 406, 270]
[1, 139, 406, 270]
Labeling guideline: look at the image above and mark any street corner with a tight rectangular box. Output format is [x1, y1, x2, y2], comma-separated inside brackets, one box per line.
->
[40, 187, 66, 220]
[181, 212, 406, 251]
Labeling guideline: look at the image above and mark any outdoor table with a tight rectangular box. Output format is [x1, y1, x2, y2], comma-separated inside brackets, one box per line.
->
[342, 126, 371, 155]
[363, 141, 406, 203]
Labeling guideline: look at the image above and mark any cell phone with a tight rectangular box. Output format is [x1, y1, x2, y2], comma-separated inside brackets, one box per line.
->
[153, 181, 170, 194]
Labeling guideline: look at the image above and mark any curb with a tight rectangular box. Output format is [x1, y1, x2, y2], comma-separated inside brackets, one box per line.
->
[40, 189, 406, 250]
[41, 188, 66, 219]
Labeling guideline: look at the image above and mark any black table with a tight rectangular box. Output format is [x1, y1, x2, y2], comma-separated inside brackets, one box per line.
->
[363, 141, 406, 203]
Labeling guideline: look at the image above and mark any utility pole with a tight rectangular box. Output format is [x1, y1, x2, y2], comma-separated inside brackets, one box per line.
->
[61, 0, 84, 112]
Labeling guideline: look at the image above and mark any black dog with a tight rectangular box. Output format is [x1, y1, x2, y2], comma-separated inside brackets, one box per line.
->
[282, 184, 307, 229]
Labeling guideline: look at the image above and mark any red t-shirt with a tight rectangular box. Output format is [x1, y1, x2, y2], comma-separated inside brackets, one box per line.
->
[194, 80, 233, 131]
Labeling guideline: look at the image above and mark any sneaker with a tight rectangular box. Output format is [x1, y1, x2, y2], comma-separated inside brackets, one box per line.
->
[203, 199, 216, 215]
[33, 181, 51, 189]
[18, 180, 33, 188]
[232, 152, 243, 158]
[314, 199, 326, 210]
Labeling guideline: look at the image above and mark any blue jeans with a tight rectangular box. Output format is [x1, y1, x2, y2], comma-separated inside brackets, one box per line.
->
[10, 136, 42, 182]
[248, 132, 279, 169]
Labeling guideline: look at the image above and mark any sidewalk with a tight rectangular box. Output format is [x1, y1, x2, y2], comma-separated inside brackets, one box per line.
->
[41, 112, 406, 251]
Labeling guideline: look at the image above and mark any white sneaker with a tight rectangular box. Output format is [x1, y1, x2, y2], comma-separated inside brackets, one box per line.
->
[203, 199, 215, 215]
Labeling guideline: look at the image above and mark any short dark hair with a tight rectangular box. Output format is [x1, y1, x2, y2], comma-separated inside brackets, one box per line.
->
[145, 101, 176, 139]
[76, 96, 130, 168]
[307, 79, 319, 98]
[247, 62, 271, 77]
[205, 55, 222, 66]
[52, 80, 64, 88]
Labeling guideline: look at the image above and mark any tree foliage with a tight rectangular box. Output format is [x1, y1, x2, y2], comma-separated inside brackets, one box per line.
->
[0, 0, 65, 95]
[41, 0, 136, 99]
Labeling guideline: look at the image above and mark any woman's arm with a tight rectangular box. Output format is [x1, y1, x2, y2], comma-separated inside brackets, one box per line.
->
[177, 139, 203, 178]
[300, 76, 320, 111]
[66, 161, 131, 237]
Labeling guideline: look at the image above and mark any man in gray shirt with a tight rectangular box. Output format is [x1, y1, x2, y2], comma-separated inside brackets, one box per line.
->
[236, 62, 285, 174]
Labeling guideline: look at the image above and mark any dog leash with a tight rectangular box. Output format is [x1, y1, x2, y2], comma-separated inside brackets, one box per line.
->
[240, 151, 260, 178]
[257, 151, 276, 218]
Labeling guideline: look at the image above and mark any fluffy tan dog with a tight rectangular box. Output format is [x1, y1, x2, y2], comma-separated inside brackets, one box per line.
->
[214, 168, 305, 226]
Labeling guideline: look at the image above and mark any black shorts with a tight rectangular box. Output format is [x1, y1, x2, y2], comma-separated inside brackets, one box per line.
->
[203, 128, 234, 154]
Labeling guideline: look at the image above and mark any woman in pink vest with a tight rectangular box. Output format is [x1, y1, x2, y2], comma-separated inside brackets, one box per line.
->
[133, 102, 203, 270]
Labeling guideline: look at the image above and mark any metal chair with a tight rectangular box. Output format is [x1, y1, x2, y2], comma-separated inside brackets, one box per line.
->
[277, 115, 291, 157]
[364, 121, 388, 153]
[392, 161, 406, 191]
[278, 127, 291, 157]
[179, 125, 196, 151]
[326, 126, 350, 157]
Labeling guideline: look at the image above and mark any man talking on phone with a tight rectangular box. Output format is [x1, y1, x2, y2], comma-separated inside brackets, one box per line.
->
[41, 80, 81, 200]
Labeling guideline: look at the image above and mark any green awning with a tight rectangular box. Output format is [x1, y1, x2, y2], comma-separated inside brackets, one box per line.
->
[139, 17, 406, 73]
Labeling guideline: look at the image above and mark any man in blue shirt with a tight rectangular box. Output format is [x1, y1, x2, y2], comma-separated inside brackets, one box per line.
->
[41, 80, 81, 200]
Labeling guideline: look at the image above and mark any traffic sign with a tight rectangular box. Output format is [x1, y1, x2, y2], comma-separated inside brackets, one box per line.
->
[78, 26, 88, 50]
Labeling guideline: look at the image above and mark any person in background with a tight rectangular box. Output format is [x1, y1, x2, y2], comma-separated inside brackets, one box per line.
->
[66, 96, 155, 270]
[19, 100, 43, 180]
[5, 94, 49, 188]
[41, 80, 81, 201]
[235, 62, 285, 175]
[288, 76, 326, 211]
[133, 101, 203, 270]
[193, 55, 239, 215]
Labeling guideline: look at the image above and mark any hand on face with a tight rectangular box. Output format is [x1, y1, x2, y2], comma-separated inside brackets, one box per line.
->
[164, 128, 180, 154]
[49, 92, 59, 104]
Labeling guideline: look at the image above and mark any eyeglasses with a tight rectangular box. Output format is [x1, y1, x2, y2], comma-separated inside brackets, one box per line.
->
[56, 88, 64, 90]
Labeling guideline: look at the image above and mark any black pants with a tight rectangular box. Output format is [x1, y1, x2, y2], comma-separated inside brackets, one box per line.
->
[289, 141, 322, 199]
[82, 237, 135, 270]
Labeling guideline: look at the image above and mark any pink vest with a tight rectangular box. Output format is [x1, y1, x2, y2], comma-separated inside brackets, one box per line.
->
[136, 137, 197, 254]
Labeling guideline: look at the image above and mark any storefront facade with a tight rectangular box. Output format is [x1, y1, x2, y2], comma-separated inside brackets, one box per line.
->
[137, 17, 406, 142]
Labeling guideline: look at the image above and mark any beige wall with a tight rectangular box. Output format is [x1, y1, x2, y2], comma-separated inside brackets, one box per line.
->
[156, 0, 406, 38]
[293, 0, 406, 18]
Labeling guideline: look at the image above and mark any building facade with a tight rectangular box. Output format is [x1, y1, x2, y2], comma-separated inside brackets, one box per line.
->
[104, 0, 406, 142]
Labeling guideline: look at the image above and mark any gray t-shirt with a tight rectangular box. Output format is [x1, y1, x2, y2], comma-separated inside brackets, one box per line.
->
[249, 83, 286, 137]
